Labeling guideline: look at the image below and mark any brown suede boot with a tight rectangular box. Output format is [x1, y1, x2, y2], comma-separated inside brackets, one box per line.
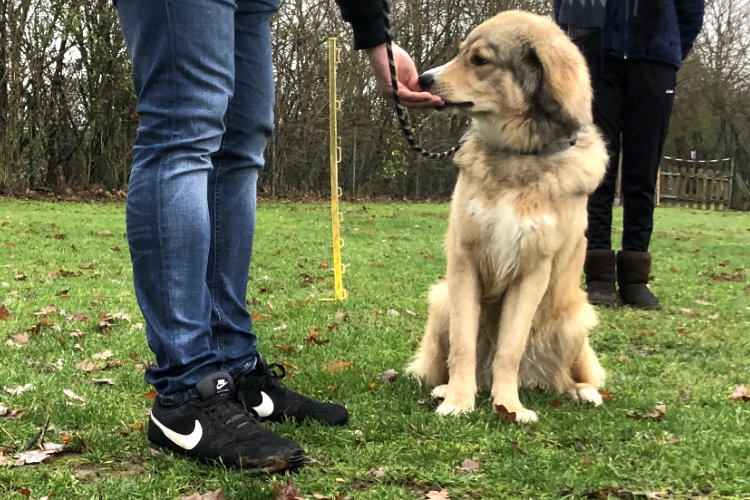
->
[616, 251, 661, 310]
[584, 250, 617, 306]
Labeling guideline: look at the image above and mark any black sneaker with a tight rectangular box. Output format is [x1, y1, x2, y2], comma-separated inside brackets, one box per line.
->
[148, 372, 305, 472]
[234, 358, 349, 426]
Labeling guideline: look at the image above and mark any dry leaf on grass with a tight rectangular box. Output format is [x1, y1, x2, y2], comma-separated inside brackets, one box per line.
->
[380, 369, 398, 383]
[4, 383, 34, 395]
[7, 332, 29, 347]
[179, 488, 226, 500]
[370, 466, 389, 478]
[76, 359, 97, 373]
[0, 305, 13, 319]
[730, 384, 749, 401]
[627, 404, 666, 421]
[275, 344, 298, 354]
[459, 458, 479, 473]
[321, 359, 352, 374]
[63, 389, 86, 402]
[305, 325, 329, 345]
[273, 477, 304, 500]
[14, 442, 64, 465]
[92, 350, 113, 360]
[495, 404, 517, 423]
[426, 490, 450, 500]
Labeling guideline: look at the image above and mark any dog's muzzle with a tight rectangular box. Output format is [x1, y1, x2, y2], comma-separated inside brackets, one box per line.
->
[417, 65, 444, 91]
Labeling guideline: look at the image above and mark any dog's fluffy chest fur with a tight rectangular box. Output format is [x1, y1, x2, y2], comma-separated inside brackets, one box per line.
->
[459, 188, 560, 296]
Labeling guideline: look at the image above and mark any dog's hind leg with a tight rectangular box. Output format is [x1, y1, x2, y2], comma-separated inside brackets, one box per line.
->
[568, 336, 606, 406]
[406, 283, 450, 388]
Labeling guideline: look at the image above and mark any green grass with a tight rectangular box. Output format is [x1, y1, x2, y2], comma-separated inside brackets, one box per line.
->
[0, 197, 748, 499]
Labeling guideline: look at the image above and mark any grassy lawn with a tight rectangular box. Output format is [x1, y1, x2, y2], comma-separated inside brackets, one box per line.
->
[0, 197, 748, 499]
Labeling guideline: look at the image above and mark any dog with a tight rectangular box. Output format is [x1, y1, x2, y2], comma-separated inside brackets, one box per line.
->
[405, 11, 608, 423]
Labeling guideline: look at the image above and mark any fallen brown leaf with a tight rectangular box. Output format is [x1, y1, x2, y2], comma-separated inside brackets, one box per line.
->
[9, 332, 29, 346]
[730, 384, 749, 401]
[509, 441, 526, 455]
[459, 458, 479, 473]
[92, 350, 113, 361]
[598, 389, 615, 401]
[14, 442, 64, 465]
[495, 404, 517, 423]
[380, 369, 398, 383]
[179, 488, 226, 500]
[426, 490, 450, 500]
[275, 344, 298, 354]
[627, 404, 666, 421]
[141, 389, 157, 401]
[0, 305, 13, 320]
[76, 359, 98, 373]
[4, 384, 34, 395]
[370, 466, 389, 478]
[321, 359, 352, 374]
[273, 477, 304, 500]
[63, 389, 85, 402]
[305, 325, 329, 345]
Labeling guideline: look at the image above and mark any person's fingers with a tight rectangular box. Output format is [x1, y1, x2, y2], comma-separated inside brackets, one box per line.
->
[396, 87, 444, 108]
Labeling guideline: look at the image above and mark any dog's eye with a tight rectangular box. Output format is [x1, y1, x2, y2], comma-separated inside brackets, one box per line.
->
[470, 54, 490, 66]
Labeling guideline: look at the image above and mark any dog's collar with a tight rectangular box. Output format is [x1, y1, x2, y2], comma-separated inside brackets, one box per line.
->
[523, 139, 577, 156]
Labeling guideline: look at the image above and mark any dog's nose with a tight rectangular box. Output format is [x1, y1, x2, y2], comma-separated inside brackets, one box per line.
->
[418, 72, 434, 90]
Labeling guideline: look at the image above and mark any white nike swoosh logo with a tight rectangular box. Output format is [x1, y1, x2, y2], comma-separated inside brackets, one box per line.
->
[151, 414, 203, 450]
[252, 391, 275, 418]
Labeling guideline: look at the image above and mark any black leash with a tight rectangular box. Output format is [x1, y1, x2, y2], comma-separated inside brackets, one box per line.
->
[382, 2, 462, 160]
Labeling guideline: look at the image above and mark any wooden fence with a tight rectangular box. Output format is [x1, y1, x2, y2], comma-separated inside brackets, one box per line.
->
[657, 157, 737, 210]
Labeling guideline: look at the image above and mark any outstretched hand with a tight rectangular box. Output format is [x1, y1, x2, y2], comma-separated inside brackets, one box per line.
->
[366, 42, 444, 109]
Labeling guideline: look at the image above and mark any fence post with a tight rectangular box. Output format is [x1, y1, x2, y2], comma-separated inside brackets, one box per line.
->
[728, 157, 736, 210]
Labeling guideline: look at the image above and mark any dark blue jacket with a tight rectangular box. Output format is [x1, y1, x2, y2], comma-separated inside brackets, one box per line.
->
[554, 0, 704, 69]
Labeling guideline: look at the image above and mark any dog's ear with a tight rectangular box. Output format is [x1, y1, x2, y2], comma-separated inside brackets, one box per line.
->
[514, 46, 559, 115]
[515, 43, 580, 142]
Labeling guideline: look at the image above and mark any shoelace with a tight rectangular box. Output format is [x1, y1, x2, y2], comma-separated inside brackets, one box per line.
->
[204, 396, 257, 432]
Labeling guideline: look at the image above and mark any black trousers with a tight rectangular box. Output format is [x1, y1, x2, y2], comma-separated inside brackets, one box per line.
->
[586, 57, 676, 252]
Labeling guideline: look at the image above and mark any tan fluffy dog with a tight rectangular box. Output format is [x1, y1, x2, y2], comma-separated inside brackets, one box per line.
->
[406, 11, 608, 422]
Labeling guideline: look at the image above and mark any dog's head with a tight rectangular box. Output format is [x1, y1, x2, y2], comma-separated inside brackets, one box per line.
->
[418, 11, 593, 153]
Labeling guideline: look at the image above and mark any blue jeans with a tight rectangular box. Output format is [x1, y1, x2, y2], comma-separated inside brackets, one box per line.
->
[116, 0, 279, 404]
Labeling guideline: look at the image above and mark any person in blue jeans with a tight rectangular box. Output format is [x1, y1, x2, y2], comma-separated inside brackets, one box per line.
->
[554, 0, 703, 310]
[115, 0, 441, 472]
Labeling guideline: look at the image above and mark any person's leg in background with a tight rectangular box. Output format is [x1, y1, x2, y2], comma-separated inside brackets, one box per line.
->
[583, 57, 625, 306]
[116, 0, 303, 470]
[617, 59, 675, 309]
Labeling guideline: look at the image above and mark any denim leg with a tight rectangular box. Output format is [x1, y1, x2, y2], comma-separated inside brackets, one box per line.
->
[207, 0, 279, 375]
[117, 0, 238, 403]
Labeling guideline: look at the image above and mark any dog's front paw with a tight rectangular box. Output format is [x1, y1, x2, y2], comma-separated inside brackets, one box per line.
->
[568, 383, 603, 406]
[436, 399, 475, 415]
[431, 384, 449, 400]
[514, 408, 538, 423]
[433, 386, 475, 415]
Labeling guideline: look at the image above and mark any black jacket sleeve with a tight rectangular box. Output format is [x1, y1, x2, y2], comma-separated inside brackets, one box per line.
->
[335, 0, 392, 50]
[675, 0, 704, 60]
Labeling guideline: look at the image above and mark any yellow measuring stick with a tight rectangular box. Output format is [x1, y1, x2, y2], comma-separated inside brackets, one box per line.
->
[321, 38, 347, 302]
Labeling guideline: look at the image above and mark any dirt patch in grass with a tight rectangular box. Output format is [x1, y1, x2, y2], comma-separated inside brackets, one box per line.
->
[68, 459, 149, 484]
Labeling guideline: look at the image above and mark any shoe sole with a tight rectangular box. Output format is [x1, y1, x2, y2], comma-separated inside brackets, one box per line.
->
[149, 445, 304, 474]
